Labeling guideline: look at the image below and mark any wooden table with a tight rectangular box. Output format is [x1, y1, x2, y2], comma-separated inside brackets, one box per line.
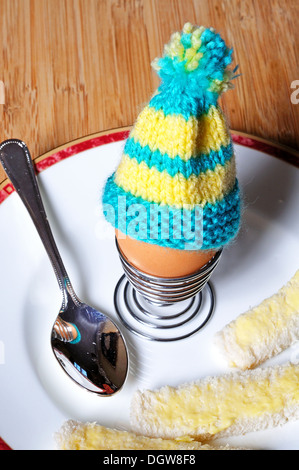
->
[0, 1, 298, 451]
[1, 0, 299, 188]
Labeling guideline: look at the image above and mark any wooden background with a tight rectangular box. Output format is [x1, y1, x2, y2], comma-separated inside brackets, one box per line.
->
[0, 0, 299, 184]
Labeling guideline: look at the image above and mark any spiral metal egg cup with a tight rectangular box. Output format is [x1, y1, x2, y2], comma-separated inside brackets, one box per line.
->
[114, 238, 222, 341]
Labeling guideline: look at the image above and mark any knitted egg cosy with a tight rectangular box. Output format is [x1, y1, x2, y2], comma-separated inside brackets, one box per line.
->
[102, 23, 241, 251]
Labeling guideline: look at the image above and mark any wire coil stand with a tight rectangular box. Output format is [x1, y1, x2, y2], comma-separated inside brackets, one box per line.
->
[114, 239, 222, 342]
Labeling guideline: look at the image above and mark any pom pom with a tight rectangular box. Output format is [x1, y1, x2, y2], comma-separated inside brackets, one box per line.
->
[152, 23, 238, 105]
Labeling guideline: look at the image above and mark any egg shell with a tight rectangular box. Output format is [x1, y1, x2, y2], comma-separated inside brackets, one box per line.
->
[116, 230, 216, 278]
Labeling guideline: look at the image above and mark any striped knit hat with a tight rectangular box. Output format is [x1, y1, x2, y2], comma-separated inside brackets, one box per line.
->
[102, 23, 241, 251]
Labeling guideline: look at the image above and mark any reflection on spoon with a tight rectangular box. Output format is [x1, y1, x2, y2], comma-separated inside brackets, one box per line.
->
[0, 139, 128, 396]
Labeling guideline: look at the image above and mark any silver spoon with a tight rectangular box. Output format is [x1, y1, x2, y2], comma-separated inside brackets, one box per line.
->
[0, 139, 128, 395]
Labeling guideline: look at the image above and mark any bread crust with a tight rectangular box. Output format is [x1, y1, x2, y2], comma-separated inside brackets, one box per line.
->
[56, 420, 241, 450]
[215, 270, 299, 369]
[130, 363, 299, 440]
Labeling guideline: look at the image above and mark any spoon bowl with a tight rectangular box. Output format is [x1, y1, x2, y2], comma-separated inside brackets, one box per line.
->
[0, 139, 128, 395]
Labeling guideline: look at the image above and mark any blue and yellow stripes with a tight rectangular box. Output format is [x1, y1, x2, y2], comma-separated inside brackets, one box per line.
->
[102, 24, 241, 250]
[103, 100, 239, 249]
[129, 105, 231, 160]
[114, 153, 236, 208]
[113, 102, 235, 209]
[102, 176, 241, 250]
[123, 137, 234, 178]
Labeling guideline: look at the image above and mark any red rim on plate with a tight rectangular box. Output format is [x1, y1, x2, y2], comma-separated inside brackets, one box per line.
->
[0, 129, 298, 205]
[0, 437, 11, 450]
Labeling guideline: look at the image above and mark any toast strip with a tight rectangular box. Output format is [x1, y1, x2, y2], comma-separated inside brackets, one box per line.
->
[215, 270, 299, 369]
[56, 420, 238, 450]
[130, 362, 299, 440]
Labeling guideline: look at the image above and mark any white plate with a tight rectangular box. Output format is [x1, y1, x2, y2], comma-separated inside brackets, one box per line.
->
[0, 131, 298, 450]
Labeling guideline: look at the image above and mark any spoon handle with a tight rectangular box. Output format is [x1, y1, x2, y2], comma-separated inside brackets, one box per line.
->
[0, 139, 73, 306]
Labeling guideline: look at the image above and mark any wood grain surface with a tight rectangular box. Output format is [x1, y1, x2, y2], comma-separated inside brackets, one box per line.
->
[0, 0, 298, 185]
